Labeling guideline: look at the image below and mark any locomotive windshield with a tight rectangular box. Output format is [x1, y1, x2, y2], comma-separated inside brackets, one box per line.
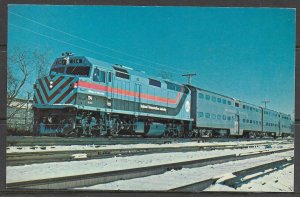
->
[66, 66, 90, 77]
[50, 67, 65, 74]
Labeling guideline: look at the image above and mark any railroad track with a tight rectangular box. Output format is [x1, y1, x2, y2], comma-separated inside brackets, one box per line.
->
[7, 141, 291, 166]
[171, 157, 294, 192]
[6, 135, 293, 146]
[7, 148, 293, 189]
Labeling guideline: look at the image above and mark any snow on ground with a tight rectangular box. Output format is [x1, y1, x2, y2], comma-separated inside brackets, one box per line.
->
[6, 139, 291, 153]
[77, 151, 293, 191]
[6, 144, 293, 183]
[205, 164, 294, 192]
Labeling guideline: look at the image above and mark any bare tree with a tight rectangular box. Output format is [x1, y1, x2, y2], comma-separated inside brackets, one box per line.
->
[7, 47, 52, 120]
[7, 48, 32, 107]
[33, 49, 51, 78]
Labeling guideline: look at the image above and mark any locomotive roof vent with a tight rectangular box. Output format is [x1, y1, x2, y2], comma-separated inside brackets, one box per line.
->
[114, 64, 132, 70]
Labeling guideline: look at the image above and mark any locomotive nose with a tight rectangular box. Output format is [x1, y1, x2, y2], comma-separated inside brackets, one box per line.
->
[33, 75, 78, 105]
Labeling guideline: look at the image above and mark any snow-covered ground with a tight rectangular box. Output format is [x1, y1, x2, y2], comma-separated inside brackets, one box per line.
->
[6, 144, 293, 183]
[6, 140, 291, 153]
[77, 151, 293, 191]
[205, 164, 294, 192]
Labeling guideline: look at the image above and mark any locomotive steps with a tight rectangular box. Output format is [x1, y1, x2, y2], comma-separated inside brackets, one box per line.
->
[7, 148, 293, 190]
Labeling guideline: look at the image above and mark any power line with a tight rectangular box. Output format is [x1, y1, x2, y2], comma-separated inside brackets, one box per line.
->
[9, 11, 189, 74]
[9, 23, 188, 78]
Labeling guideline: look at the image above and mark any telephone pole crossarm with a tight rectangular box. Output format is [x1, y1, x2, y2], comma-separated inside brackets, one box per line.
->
[182, 73, 197, 85]
[261, 100, 270, 108]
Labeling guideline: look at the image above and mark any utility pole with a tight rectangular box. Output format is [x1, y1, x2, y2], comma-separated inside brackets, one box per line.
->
[25, 91, 31, 131]
[182, 74, 197, 85]
[261, 100, 270, 134]
[261, 100, 270, 108]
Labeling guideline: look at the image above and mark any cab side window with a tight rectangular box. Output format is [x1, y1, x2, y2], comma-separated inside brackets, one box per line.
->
[93, 68, 106, 83]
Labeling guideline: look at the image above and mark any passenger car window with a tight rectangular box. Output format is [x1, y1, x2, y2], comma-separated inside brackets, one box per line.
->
[205, 113, 210, 118]
[222, 99, 226, 104]
[212, 96, 216, 102]
[223, 115, 226, 120]
[198, 112, 204, 117]
[198, 93, 204, 99]
[205, 95, 210, 100]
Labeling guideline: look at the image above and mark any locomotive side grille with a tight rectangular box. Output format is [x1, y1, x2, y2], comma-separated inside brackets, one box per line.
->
[33, 75, 77, 105]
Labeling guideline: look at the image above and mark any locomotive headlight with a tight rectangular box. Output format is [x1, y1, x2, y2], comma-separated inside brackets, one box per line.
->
[49, 85, 53, 89]
[50, 81, 53, 84]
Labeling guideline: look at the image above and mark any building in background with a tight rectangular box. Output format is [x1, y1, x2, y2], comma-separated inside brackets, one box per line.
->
[7, 97, 33, 135]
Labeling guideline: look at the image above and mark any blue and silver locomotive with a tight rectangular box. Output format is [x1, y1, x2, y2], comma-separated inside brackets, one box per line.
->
[33, 52, 192, 137]
[32, 52, 292, 138]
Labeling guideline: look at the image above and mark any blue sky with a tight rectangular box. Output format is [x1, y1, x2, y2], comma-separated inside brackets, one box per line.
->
[8, 5, 295, 116]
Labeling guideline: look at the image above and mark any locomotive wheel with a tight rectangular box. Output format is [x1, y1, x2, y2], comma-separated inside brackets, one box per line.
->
[187, 131, 194, 138]
[75, 127, 83, 137]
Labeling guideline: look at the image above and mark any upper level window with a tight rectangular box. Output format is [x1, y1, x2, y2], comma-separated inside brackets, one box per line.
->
[66, 66, 90, 77]
[217, 98, 221, 103]
[198, 93, 204, 99]
[227, 101, 231, 105]
[205, 95, 210, 100]
[222, 99, 226, 104]
[93, 68, 106, 83]
[212, 96, 216, 102]
[235, 103, 239, 107]
[149, 79, 161, 87]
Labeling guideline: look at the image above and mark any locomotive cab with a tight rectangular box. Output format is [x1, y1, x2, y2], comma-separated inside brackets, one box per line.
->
[33, 53, 117, 136]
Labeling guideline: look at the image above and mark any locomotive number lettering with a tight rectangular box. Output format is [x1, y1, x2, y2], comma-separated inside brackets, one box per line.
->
[70, 58, 83, 64]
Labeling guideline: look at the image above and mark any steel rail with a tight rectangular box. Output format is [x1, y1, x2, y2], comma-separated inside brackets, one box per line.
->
[7, 141, 291, 166]
[169, 157, 294, 192]
[6, 148, 293, 189]
[7, 135, 293, 146]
